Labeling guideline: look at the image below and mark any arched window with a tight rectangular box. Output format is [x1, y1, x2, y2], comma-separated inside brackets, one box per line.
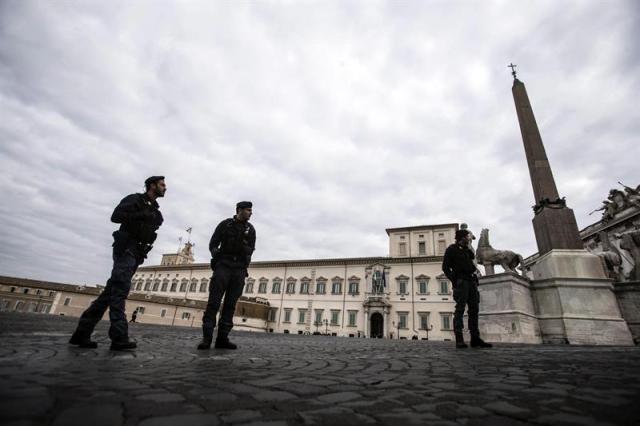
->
[180, 279, 188, 292]
[272, 278, 282, 294]
[152, 280, 160, 291]
[170, 279, 178, 292]
[200, 278, 208, 292]
[286, 277, 296, 294]
[245, 278, 255, 294]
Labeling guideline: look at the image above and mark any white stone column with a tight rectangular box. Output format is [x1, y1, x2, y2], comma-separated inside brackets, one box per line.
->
[383, 309, 389, 338]
[363, 309, 369, 337]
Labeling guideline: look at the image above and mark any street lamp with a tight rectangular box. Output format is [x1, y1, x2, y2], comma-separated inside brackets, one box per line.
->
[323, 319, 329, 335]
[425, 324, 433, 340]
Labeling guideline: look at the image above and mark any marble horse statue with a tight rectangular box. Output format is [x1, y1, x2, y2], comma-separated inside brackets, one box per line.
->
[476, 228, 524, 275]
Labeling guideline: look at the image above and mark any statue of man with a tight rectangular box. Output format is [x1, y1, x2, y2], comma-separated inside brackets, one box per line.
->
[615, 225, 640, 281]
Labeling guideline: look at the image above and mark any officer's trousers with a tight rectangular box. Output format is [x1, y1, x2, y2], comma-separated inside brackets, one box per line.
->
[202, 264, 246, 339]
[453, 277, 480, 338]
[75, 249, 139, 341]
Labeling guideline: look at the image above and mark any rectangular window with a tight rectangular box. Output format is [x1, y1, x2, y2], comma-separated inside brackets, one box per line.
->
[437, 240, 447, 255]
[418, 241, 426, 255]
[63, 297, 71, 306]
[316, 282, 326, 294]
[419, 312, 430, 330]
[272, 282, 281, 294]
[331, 282, 341, 294]
[348, 310, 357, 327]
[200, 281, 208, 292]
[284, 309, 292, 323]
[348, 282, 359, 294]
[160, 309, 167, 318]
[40, 304, 51, 313]
[10, 287, 16, 292]
[268, 308, 277, 322]
[144, 281, 151, 291]
[161, 281, 168, 292]
[314, 309, 323, 326]
[245, 282, 254, 293]
[28, 303, 37, 312]
[258, 282, 267, 293]
[287, 282, 295, 294]
[189, 281, 197, 292]
[23, 288, 29, 294]
[439, 281, 449, 294]
[181, 312, 191, 320]
[330, 310, 340, 326]
[399, 280, 407, 294]
[298, 309, 307, 324]
[398, 312, 408, 329]
[136, 306, 145, 314]
[300, 281, 309, 294]
[441, 313, 452, 330]
[419, 280, 428, 294]
[399, 242, 407, 256]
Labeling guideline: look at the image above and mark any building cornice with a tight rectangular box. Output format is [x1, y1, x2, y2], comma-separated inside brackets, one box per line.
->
[137, 255, 445, 272]
[385, 223, 459, 235]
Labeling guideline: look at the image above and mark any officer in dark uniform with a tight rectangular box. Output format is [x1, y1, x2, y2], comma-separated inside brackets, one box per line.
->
[69, 176, 166, 351]
[442, 229, 492, 349]
[198, 201, 256, 350]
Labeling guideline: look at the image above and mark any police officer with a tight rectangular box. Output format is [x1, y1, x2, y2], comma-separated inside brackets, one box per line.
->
[442, 229, 492, 349]
[69, 176, 166, 351]
[198, 201, 256, 350]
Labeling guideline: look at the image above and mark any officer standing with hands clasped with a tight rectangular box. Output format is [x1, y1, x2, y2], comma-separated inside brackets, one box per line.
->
[442, 229, 492, 349]
[69, 176, 166, 351]
[198, 201, 256, 350]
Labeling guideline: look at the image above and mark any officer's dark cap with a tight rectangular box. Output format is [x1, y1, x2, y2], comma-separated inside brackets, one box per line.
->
[236, 201, 252, 210]
[455, 229, 470, 241]
[145, 176, 165, 188]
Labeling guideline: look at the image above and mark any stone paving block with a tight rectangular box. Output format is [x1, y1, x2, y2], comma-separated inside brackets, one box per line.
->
[316, 391, 361, 404]
[252, 390, 296, 402]
[298, 407, 376, 425]
[219, 409, 262, 423]
[0, 396, 54, 419]
[483, 401, 530, 420]
[52, 404, 123, 426]
[137, 414, 220, 426]
[136, 392, 185, 403]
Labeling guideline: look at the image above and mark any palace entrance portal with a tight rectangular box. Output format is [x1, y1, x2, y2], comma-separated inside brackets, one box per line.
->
[370, 312, 383, 338]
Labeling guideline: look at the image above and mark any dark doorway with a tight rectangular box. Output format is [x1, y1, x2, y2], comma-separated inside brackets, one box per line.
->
[370, 312, 383, 338]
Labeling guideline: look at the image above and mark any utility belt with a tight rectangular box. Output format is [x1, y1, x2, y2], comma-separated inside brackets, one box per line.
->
[112, 230, 153, 260]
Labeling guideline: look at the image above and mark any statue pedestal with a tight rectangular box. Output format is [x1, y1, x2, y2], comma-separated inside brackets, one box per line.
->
[530, 249, 633, 345]
[478, 273, 542, 343]
[612, 281, 640, 345]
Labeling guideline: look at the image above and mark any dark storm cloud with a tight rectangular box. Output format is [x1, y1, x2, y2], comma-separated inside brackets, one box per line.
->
[0, 0, 638, 284]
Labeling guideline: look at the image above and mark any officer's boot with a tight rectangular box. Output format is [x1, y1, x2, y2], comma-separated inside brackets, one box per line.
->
[197, 336, 213, 350]
[69, 330, 98, 349]
[470, 335, 492, 348]
[215, 335, 237, 350]
[110, 338, 137, 351]
[455, 331, 468, 349]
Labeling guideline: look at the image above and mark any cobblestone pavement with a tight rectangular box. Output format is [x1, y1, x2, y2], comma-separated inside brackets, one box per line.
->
[1, 312, 639, 426]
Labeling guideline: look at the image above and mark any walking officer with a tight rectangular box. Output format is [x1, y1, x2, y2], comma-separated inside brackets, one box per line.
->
[69, 176, 166, 350]
[442, 229, 492, 349]
[198, 201, 256, 350]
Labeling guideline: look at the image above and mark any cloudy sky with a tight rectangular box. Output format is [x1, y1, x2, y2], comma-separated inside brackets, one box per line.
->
[1, 1, 638, 285]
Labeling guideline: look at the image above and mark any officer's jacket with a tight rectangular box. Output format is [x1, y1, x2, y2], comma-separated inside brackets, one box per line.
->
[442, 243, 476, 282]
[209, 217, 256, 269]
[111, 193, 164, 245]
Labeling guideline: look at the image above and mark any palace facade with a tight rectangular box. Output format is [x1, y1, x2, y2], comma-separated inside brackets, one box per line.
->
[131, 223, 460, 340]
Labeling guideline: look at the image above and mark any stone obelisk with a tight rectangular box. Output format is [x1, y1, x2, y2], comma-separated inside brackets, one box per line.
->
[511, 75, 583, 255]
[505, 64, 632, 345]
